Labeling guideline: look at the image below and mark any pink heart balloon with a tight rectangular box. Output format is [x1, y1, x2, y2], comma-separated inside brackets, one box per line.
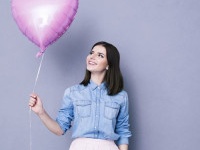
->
[11, 0, 78, 57]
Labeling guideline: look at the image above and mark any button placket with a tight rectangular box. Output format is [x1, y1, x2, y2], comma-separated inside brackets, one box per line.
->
[94, 87, 100, 138]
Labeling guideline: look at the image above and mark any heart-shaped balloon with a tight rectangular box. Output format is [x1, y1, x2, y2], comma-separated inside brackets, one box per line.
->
[11, 0, 78, 57]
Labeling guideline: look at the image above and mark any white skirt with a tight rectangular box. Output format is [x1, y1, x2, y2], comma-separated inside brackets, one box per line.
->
[69, 138, 119, 150]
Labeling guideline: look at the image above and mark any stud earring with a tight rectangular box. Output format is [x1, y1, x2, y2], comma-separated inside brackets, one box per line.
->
[106, 66, 109, 70]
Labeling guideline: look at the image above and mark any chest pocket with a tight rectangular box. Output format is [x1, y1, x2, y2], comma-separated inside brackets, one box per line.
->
[74, 100, 91, 118]
[104, 102, 120, 120]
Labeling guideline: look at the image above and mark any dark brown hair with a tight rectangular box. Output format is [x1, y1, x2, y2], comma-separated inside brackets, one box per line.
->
[80, 41, 124, 95]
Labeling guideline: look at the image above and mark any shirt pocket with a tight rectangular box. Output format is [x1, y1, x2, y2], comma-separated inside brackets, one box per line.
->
[104, 102, 120, 120]
[74, 100, 91, 118]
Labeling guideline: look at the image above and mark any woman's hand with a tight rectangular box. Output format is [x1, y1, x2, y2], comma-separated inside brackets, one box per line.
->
[28, 93, 63, 135]
[118, 144, 128, 150]
[29, 93, 45, 116]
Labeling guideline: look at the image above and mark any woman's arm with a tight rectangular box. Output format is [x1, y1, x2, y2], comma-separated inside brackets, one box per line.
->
[115, 92, 132, 145]
[29, 93, 63, 135]
[118, 144, 128, 150]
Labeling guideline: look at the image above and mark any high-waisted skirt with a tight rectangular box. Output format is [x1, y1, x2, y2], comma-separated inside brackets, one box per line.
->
[69, 138, 119, 150]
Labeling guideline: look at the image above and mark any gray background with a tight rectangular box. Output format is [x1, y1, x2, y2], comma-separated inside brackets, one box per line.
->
[0, 0, 200, 150]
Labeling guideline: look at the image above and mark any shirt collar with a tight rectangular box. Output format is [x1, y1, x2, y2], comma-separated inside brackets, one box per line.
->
[89, 80, 107, 91]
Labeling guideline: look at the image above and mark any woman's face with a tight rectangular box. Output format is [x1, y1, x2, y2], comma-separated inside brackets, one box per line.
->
[86, 45, 108, 75]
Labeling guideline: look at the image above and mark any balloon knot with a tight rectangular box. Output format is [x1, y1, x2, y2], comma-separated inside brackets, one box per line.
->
[36, 51, 44, 58]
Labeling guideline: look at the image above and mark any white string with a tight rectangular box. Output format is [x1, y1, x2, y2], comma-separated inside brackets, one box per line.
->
[29, 53, 45, 150]
[32, 53, 45, 93]
[29, 108, 32, 150]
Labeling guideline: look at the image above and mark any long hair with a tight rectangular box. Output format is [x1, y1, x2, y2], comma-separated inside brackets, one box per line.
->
[80, 41, 124, 95]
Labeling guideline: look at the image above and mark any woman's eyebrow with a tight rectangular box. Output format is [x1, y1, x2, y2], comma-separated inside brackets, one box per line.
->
[98, 52, 105, 56]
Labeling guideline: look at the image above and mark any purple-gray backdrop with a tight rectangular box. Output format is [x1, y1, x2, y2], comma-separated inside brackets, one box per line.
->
[1, 0, 200, 150]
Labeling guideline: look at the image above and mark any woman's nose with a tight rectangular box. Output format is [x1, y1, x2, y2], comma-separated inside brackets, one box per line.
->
[90, 53, 96, 59]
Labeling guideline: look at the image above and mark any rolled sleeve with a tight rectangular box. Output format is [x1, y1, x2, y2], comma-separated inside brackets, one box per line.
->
[116, 136, 129, 145]
[56, 88, 74, 134]
[115, 92, 132, 145]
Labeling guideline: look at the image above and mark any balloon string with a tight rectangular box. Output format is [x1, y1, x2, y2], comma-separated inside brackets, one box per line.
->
[29, 108, 32, 150]
[29, 53, 45, 150]
[32, 53, 45, 93]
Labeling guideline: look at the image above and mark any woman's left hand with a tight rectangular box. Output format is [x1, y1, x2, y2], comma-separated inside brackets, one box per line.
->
[118, 144, 128, 150]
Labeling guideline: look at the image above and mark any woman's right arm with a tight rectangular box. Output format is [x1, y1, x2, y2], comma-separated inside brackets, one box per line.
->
[29, 93, 64, 136]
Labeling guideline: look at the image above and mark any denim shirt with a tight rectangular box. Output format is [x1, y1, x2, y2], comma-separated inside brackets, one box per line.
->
[56, 80, 132, 145]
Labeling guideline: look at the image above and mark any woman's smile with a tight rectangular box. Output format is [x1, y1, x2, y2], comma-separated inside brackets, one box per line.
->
[88, 60, 97, 65]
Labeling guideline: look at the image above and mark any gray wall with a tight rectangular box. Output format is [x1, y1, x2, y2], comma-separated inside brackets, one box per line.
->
[1, 0, 200, 150]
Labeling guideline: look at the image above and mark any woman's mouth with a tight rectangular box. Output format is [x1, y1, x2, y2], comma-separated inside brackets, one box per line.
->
[88, 61, 97, 65]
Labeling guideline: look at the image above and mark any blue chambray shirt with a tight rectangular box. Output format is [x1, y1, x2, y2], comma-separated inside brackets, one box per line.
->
[56, 80, 132, 145]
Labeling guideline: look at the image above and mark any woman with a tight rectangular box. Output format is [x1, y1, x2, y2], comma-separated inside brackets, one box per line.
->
[29, 41, 132, 150]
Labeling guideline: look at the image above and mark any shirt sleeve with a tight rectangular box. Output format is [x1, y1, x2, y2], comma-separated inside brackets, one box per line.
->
[115, 92, 132, 145]
[56, 88, 74, 134]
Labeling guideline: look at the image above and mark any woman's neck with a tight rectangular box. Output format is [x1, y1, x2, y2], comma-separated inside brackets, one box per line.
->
[90, 73, 105, 85]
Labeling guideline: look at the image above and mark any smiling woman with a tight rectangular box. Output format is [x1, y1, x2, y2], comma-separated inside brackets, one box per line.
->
[86, 45, 108, 83]
[29, 41, 132, 150]
[82, 41, 124, 95]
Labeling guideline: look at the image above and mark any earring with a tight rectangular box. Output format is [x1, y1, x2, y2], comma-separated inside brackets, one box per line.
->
[106, 66, 109, 70]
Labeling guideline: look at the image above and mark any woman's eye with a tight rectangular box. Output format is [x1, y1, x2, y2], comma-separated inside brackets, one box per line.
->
[89, 51, 93, 55]
[98, 54, 104, 58]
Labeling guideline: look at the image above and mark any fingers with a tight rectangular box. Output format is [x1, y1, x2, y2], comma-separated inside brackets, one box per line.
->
[29, 99, 36, 107]
[29, 94, 38, 107]
[30, 93, 37, 99]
